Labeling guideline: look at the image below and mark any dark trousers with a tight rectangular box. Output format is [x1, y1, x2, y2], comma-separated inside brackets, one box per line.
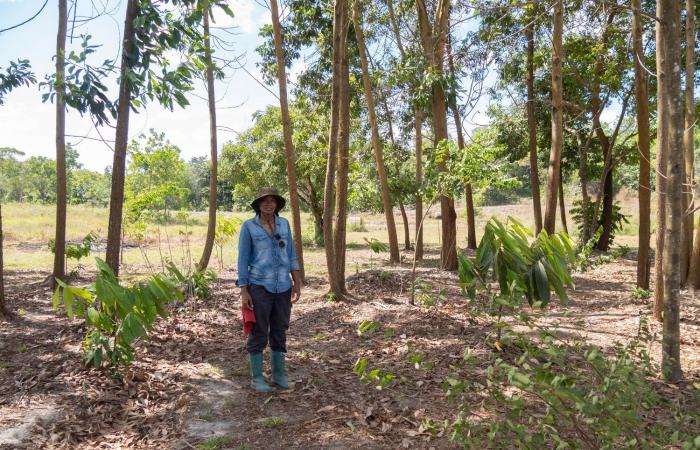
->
[246, 284, 292, 354]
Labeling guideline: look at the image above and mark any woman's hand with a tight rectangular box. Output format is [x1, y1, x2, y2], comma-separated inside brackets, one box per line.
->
[291, 270, 302, 304]
[241, 287, 253, 309]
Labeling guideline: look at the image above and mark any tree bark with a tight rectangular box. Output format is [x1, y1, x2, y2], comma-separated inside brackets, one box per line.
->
[558, 171, 568, 234]
[415, 111, 424, 259]
[633, 0, 652, 289]
[270, 0, 306, 278]
[105, 0, 139, 276]
[0, 202, 9, 319]
[352, 1, 400, 263]
[197, 3, 218, 273]
[577, 130, 592, 243]
[658, 0, 683, 382]
[398, 202, 411, 251]
[653, 0, 670, 321]
[526, 1, 543, 234]
[543, 0, 563, 235]
[322, 0, 345, 298]
[52, 0, 68, 287]
[333, 2, 351, 294]
[417, 0, 456, 270]
[681, 0, 695, 285]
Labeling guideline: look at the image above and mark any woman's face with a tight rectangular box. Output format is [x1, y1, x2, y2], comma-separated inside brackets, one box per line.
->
[258, 196, 278, 215]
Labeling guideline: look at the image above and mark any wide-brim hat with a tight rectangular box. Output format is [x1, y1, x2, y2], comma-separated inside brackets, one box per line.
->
[250, 187, 286, 213]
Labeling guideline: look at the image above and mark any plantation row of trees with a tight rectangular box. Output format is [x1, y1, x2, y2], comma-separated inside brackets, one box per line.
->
[0, 0, 697, 383]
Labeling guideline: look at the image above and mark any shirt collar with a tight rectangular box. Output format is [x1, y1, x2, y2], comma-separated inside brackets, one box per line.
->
[253, 215, 281, 228]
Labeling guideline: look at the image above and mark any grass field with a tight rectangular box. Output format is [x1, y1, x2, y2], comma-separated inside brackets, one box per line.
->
[3, 192, 646, 273]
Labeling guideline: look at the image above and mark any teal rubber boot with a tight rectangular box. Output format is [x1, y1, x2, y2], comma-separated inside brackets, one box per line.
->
[270, 351, 289, 389]
[249, 352, 272, 393]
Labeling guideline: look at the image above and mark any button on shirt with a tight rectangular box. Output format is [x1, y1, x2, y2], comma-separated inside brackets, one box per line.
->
[236, 215, 300, 293]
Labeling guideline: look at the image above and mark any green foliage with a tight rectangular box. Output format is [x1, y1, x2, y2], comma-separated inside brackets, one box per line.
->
[197, 435, 236, 450]
[48, 231, 98, 263]
[0, 59, 35, 105]
[458, 217, 575, 307]
[214, 216, 242, 270]
[632, 287, 651, 300]
[40, 35, 115, 125]
[353, 357, 395, 390]
[448, 317, 700, 449]
[125, 130, 190, 223]
[571, 198, 629, 247]
[348, 217, 368, 232]
[357, 320, 380, 336]
[364, 238, 387, 270]
[165, 261, 217, 300]
[53, 258, 182, 368]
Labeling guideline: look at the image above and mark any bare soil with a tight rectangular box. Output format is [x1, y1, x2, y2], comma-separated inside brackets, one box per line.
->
[1, 250, 699, 449]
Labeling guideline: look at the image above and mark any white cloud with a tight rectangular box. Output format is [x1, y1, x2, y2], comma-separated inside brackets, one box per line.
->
[214, 0, 270, 34]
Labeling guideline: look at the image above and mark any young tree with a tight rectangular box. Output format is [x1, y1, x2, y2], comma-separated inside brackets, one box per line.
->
[196, 1, 218, 272]
[332, 0, 351, 293]
[322, 0, 348, 298]
[543, 0, 563, 234]
[657, 0, 684, 382]
[416, 0, 456, 270]
[352, 0, 401, 264]
[632, 0, 651, 289]
[52, 0, 68, 287]
[683, 0, 697, 286]
[269, 0, 306, 277]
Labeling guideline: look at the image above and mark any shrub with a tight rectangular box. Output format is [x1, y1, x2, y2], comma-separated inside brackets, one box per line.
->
[571, 198, 629, 247]
[53, 258, 182, 368]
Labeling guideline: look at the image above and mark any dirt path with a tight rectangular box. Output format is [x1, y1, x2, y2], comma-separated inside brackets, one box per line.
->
[1, 253, 699, 449]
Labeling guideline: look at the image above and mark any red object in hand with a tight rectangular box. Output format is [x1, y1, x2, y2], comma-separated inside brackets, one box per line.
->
[242, 306, 256, 337]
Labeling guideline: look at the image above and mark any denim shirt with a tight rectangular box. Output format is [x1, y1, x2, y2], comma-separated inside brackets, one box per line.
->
[236, 215, 300, 293]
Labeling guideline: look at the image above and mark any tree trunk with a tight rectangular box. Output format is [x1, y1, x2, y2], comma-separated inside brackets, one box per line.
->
[595, 166, 614, 251]
[681, 0, 695, 285]
[333, 2, 351, 294]
[658, 0, 683, 382]
[197, 3, 218, 273]
[633, 0, 652, 289]
[415, 111, 424, 259]
[105, 0, 139, 276]
[558, 171, 568, 234]
[526, 1, 543, 234]
[352, 1, 400, 264]
[0, 202, 9, 319]
[270, 0, 305, 278]
[686, 0, 700, 288]
[577, 130, 592, 243]
[653, 0, 670, 321]
[399, 201, 411, 251]
[543, 0, 563, 235]
[417, 0, 455, 270]
[52, 0, 68, 287]
[305, 176, 324, 246]
[323, 0, 343, 297]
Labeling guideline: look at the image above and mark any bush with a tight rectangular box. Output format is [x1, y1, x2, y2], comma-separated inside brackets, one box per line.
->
[570, 198, 629, 247]
[53, 258, 182, 368]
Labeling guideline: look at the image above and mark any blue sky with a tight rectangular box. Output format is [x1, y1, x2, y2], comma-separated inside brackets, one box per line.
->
[0, 0, 291, 171]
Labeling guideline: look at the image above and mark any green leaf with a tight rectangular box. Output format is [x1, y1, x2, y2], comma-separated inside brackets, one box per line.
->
[533, 260, 550, 306]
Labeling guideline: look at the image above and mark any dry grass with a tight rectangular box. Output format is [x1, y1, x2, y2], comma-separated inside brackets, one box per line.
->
[3, 194, 646, 272]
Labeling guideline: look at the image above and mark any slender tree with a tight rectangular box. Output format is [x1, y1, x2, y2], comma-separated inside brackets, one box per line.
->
[269, 0, 306, 277]
[682, 0, 695, 285]
[658, 0, 683, 382]
[543, 0, 564, 234]
[196, 1, 218, 272]
[416, 0, 456, 270]
[558, 172, 568, 234]
[526, 0, 542, 234]
[333, 0, 351, 293]
[632, 0, 651, 289]
[653, 0, 670, 320]
[52, 0, 68, 287]
[105, 0, 140, 275]
[322, 0, 347, 298]
[352, 0, 400, 264]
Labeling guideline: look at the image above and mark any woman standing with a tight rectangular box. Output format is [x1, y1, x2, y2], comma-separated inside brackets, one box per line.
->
[237, 188, 302, 392]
